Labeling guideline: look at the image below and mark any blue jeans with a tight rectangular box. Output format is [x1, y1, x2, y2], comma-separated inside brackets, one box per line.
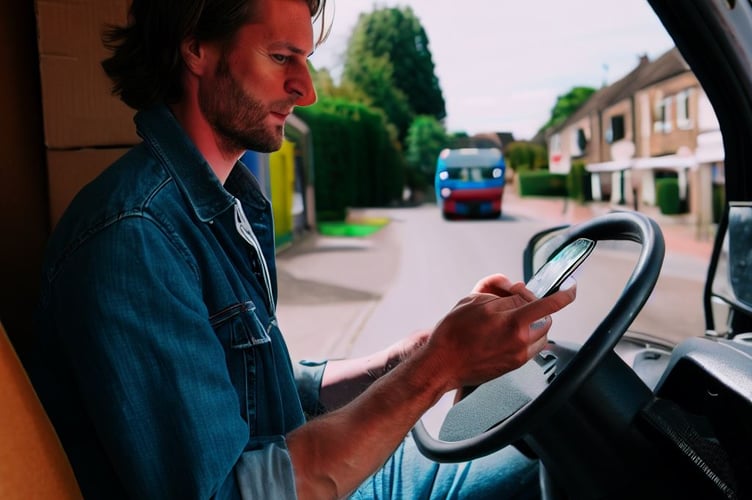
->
[350, 435, 540, 499]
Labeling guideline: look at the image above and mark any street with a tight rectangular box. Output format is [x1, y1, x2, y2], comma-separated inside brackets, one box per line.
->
[275, 202, 712, 433]
[277, 203, 711, 361]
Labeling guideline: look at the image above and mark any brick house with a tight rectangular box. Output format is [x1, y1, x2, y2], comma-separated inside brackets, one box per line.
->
[547, 47, 724, 234]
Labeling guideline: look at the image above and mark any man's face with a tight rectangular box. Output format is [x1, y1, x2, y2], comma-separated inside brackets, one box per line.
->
[198, 0, 317, 153]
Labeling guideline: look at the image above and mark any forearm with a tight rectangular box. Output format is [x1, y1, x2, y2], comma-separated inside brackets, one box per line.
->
[289, 283, 576, 499]
[287, 347, 451, 499]
[318, 351, 392, 411]
[319, 330, 431, 411]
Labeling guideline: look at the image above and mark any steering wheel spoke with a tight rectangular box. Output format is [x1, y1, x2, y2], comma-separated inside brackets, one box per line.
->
[440, 355, 553, 442]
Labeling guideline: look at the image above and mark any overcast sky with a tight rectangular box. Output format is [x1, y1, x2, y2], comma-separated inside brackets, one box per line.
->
[309, 0, 675, 140]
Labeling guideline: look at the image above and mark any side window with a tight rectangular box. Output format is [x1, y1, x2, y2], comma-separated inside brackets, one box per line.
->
[676, 88, 693, 130]
[608, 115, 625, 143]
[569, 127, 588, 157]
[653, 96, 673, 133]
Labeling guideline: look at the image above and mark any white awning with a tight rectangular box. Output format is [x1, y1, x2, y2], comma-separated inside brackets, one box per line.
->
[585, 160, 632, 172]
[632, 155, 697, 170]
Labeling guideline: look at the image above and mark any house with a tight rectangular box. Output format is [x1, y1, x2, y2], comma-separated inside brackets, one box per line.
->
[547, 48, 724, 235]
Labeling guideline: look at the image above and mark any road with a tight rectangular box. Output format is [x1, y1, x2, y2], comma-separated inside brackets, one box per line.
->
[277, 204, 710, 361]
[275, 203, 711, 433]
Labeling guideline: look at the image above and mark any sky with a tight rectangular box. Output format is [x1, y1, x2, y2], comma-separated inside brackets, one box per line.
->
[308, 0, 676, 140]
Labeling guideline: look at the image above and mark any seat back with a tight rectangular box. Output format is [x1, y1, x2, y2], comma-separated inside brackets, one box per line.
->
[0, 322, 82, 499]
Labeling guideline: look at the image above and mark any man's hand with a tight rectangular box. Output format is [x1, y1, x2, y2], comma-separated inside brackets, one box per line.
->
[426, 273, 575, 391]
[289, 273, 575, 499]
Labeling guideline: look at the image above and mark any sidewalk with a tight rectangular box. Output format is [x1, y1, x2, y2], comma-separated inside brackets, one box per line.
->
[501, 190, 715, 260]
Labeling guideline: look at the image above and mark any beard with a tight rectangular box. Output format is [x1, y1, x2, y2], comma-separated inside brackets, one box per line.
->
[198, 54, 287, 154]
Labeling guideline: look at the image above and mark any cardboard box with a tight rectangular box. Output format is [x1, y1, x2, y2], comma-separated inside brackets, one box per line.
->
[36, 0, 138, 148]
[46, 148, 129, 228]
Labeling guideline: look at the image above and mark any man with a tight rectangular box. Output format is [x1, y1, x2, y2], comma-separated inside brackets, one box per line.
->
[29, 0, 576, 498]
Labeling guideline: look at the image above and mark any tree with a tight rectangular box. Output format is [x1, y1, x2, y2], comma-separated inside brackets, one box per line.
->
[540, 86, 596, 131]
[342, 7, 446, 142]
[404, 115, 449, 196]
[311, 65, 370, 103]
[343, 53, 414, 142]
[505, 141, 548, 172]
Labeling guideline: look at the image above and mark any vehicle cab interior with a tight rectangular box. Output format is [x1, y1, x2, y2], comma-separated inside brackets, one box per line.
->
[1, 1, 751, 499]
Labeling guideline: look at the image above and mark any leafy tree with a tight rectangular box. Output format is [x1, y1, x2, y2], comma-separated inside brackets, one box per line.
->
[541, 86, 596, 131]
[447, 131, 471, 149]
[505, 141, 548, 172]
[342, 7, 446, 141]
[404, 115, 449, 193]
[344, 53, 414, 142]
[311, 66, 370, 103]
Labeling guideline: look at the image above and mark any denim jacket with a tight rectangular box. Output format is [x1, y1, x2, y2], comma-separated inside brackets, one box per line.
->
[31, 105, 326, 499]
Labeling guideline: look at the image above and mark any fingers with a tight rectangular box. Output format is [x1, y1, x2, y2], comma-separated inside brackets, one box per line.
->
[435, 278, 577, 389]
[471, 274, 542, 303]
[528, 316, 551, 358]
[471, 274, 518, 297]
[516, 280, 577, 327]
[509, 280, 538, 302]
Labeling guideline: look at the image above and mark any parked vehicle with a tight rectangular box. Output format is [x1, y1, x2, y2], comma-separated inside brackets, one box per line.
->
[434, 147, 506, 219]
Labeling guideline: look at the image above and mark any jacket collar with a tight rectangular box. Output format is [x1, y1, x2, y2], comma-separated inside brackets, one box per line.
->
[134, 105, 268, 222]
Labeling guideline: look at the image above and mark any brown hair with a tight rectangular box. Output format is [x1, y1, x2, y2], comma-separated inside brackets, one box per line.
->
[101, 0, 330, 110]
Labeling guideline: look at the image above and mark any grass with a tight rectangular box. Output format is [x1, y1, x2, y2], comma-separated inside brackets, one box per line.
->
[317, 216, 390, 237]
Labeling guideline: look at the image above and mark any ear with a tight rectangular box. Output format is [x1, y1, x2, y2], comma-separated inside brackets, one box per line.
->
[180, 36, 209, 76]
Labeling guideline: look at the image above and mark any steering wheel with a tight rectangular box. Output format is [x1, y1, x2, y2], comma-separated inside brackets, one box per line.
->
[412, 211, 665, 462]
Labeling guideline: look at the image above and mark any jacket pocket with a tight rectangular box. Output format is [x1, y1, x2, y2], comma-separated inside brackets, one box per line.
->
[210, 301, 272, 349]
[210, 300, 273, 429]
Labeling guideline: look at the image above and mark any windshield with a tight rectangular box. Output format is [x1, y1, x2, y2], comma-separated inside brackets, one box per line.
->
[297, 1, 719, 354]
[444, 167, 500, 181]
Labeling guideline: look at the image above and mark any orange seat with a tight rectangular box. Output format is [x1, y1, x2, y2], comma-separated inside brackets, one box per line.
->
[0, 321, 82, 499]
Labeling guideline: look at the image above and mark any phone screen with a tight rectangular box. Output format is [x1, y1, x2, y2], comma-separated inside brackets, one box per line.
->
[526, 238, 595, 298]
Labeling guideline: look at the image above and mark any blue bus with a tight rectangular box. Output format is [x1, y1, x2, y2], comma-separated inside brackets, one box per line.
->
[435, 147, 506, 219]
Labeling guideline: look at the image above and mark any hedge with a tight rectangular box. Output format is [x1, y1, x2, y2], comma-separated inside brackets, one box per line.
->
[566, 161, 592, 203]
[517, 171, 568, 197]
[656, 177, 681, 215]
[295, 99, 405, 222]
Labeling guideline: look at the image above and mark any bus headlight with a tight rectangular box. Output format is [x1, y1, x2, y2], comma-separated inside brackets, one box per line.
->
[438, 171, 449, 181]
[440, 187, 452, 198]
[492, 168, 503, 178]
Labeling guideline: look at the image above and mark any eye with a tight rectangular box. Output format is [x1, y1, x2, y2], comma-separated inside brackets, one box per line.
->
[271, 53, 290, 64]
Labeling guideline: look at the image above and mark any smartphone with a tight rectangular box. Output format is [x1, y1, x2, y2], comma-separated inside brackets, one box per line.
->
[526, 238, 595, 298]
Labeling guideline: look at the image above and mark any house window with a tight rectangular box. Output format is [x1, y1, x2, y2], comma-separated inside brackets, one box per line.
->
[654, 96, 673, 133]
[606, 115, 625, 144]
[550, 133, 561, 152]
[569, 127, 588, 156]
[676, 89, 693, 129]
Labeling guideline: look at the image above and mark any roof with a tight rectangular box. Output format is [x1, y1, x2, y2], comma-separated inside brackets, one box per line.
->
[548, 47, 690, 135]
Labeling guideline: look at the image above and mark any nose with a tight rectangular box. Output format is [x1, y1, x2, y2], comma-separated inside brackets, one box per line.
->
[286, 65, 317, 106]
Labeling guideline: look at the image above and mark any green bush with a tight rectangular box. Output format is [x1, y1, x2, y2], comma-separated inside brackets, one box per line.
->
[517, 171, 568, 197]
[505, 141, 548, 172]
[566, 161, 592, 203]
[295, 98, 405, 222]
[656, 178, 681, 215]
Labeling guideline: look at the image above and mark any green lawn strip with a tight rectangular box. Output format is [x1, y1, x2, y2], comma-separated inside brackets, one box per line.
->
[318, 216, 390, 237]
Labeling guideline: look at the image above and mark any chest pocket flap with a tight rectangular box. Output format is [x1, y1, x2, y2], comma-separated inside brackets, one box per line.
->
[210, 301, 272, 349]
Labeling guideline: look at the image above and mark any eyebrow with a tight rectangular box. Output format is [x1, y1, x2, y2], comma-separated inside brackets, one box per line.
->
[271, 41, 314, 58]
